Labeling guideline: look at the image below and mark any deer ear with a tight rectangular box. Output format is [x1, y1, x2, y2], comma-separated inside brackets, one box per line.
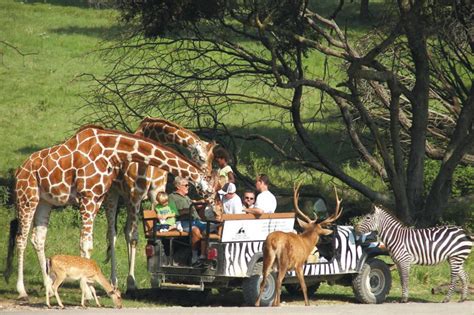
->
[296, 218, 309, 229]
[321, 228, 333, 236]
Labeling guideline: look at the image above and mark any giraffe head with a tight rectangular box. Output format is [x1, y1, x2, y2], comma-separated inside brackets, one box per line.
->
[195, 171, 218, 197]
[190, 140, 216, 172]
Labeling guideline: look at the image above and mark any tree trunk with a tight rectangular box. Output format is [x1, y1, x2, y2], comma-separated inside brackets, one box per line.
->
[360, 0, 370, 20]
[399, 1, 430, 222]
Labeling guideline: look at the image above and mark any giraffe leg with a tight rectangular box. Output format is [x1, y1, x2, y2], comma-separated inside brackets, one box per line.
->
[79, 201, 100, 300]
[16, 202, 38, 300]
[79, 202, 99, 259]
[396, 261, 410, 303]
[31, 201, 54, 298]
[104, 190, 120, 286]
[125, 200, 141, 292]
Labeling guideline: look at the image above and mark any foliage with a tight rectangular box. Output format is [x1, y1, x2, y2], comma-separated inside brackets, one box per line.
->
[0, 186, 10, 207]
[90, 0, 473, 227]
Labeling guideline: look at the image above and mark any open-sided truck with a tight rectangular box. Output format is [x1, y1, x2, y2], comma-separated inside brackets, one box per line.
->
[142, 206, 392, 305]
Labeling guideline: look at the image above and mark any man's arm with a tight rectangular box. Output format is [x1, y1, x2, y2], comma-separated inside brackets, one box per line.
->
[244, 207, 264, 215]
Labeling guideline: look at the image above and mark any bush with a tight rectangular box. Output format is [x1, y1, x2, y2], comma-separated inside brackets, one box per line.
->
[0, 186, 10, 207]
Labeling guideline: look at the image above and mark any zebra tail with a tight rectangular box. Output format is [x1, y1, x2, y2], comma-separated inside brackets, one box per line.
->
[4, 218, 19, 283]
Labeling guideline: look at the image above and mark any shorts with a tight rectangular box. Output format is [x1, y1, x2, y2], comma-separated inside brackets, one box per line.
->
[180, 220, 207, 232]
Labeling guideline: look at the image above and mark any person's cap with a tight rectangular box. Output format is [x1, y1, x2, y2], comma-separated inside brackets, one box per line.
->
[218, 182, 236, 195]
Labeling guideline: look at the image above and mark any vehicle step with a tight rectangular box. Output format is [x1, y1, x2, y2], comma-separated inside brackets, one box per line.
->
[159, 282, 204, 291]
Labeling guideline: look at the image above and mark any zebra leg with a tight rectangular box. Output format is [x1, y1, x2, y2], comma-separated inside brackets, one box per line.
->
[443, 257, 462, 303]
[396, 261, 410, 303]
[458, 268, 468, 302]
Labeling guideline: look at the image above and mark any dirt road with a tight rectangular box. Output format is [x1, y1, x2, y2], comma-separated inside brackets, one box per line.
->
[1, 302, 473, 315]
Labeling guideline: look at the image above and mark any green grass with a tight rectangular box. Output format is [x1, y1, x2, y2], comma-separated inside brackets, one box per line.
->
[0, 205, 472, 307]
[0, 0, 120, 178]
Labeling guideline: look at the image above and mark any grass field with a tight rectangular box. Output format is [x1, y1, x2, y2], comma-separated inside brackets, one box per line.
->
[0, 0, 472, 309]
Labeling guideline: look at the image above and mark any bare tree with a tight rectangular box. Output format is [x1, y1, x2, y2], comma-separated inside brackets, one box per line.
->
[86, 0, 473, 226]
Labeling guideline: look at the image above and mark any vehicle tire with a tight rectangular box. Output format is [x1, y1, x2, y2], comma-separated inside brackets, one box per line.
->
[285, 282, 321, 297]
[242, 262, 276, 306]
[352, 258, 392, 304]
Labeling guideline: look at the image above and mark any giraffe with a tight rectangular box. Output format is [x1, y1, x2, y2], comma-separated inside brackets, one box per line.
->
[104, 118, 216, 290]
[5, 125, 214, 300]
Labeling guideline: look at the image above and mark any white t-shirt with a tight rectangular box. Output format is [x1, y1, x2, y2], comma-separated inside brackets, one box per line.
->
[223, 194, 243, 214]
[254, 190, 277, 213]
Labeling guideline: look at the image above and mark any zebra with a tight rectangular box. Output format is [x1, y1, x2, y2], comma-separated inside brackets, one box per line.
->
[355, 205, 473, 303]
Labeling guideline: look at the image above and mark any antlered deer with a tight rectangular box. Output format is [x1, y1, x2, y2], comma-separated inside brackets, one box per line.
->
[255, 183, 342, 307]
[45, 255, 122, 309]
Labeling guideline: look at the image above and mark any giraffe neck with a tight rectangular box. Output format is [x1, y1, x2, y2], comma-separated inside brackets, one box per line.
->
[136, 118, 200, 149]
[136, 118, 214, 172]
[91, 128, 203, 182]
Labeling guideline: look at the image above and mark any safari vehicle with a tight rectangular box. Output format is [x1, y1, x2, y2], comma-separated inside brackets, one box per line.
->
[142, 205, 392, 305]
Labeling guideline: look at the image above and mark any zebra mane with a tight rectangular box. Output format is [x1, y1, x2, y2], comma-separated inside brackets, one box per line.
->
[373, 204, 407, 227]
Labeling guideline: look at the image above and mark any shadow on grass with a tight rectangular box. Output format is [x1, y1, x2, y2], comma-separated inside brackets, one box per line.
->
[126, 288, 378, 307]
[51, 25, 128, 41]
[15, 145, 43, 155]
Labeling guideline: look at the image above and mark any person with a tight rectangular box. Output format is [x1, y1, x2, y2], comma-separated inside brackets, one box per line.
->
[213, 147, 235, 189]
[218, 182, 243, 214]
[154, 192, 179, 232]
[242, 190, 256, 209]
[244, 174, 277, 215]
[168, 177, 207, 265]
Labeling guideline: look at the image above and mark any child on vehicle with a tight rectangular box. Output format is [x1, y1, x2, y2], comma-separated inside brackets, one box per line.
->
[214, 147, 235, 190]
[155, 192, 180, 232]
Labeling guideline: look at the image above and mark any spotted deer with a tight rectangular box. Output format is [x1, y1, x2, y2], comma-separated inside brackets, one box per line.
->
[255, 183, 342, 307]
[46, 255, 122, 308]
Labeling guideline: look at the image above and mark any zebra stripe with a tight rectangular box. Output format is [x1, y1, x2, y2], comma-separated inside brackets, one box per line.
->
[356, 205, 473, 302]
[222, 226, 363, 278]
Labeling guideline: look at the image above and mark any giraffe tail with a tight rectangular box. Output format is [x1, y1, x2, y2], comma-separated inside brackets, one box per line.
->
[4, 218, 18, 283]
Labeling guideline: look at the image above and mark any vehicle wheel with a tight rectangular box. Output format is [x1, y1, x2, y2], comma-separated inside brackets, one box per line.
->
[285, 282, 321, 297]
[242, 262, 276, 306]
[150, 274, 160, 288]
[352, 258, 392, 304]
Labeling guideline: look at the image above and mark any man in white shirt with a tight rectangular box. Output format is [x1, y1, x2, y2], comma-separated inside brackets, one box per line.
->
[244, 174, 277, 215]
[218, 182, 243, 214]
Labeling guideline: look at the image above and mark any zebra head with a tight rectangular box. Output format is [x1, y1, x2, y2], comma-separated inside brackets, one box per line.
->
[355, 204, 382, 234]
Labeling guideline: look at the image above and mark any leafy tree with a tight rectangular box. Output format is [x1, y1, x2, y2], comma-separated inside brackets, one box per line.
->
[88, 0, 473, 226]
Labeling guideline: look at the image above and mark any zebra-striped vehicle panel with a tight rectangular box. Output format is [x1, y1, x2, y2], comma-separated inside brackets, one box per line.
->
[221, 226, 363, 277]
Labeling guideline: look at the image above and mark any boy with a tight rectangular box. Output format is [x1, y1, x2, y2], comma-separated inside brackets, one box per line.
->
[155, 192, 181, 232]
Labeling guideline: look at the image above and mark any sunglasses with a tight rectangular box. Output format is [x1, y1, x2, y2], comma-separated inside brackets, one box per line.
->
[245, 197, 254, 200]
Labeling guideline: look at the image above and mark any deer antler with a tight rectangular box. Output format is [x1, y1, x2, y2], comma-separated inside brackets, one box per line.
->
[293, 181, 313, 223]
[320, 185, 343, 226]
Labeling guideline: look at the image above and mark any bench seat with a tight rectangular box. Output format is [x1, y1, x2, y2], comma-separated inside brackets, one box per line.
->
[143, 209, 219, 240]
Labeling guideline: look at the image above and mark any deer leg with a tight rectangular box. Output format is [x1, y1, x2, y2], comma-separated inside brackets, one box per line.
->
[255, 250, 276, 307]
[52, 274, 66, 309]
[89, 285, 101, 307]
[104, 190, 120, 286]
[295, 265, 309, 306]
[274, 263, 288, 307]
[31, 201, 53, 299]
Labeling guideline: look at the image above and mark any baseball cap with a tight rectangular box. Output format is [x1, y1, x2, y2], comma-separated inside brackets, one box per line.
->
[218, 182, 236, 195]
